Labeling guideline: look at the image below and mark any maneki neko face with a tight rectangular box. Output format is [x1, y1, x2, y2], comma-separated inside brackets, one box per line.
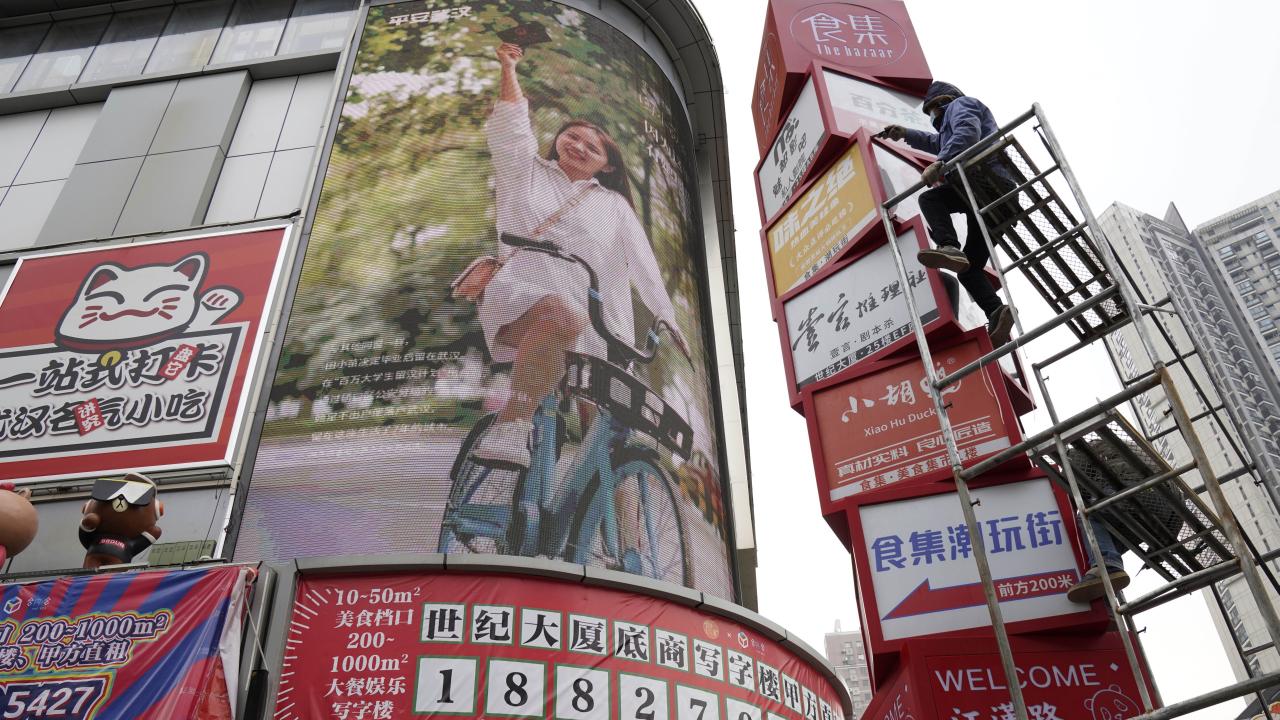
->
[54, 253, 209, 353]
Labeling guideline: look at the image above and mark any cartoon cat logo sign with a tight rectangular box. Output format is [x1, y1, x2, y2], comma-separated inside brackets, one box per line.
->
[53, 252, 243, 359]
[0, 226, 289, 484]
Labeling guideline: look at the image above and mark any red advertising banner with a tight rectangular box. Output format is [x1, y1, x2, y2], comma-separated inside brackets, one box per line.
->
[751, 0, 932, 153]
[804, 331, 1024, 505]
[0, 565, 253, 720]
[860, 633, 1157, 720]
[0, 227, 290, 483]
[274, 571, 848, 720]
[862, 664, 914, 720]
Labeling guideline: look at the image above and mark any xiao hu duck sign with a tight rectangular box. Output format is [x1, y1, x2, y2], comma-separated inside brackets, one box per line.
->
[0, 226, 290, 483]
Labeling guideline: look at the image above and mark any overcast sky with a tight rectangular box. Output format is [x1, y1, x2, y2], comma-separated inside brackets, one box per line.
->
[694, 1, 1280, 717]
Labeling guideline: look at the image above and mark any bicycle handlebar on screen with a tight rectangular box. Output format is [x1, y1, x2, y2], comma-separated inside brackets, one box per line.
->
[499, 233, 681, 365]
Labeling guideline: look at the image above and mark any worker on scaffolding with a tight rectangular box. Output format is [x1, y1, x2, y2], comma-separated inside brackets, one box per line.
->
[883, 81, 1016, 347]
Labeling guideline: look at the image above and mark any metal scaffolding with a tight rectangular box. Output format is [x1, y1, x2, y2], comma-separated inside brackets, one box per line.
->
[877, 104, 1280, 720]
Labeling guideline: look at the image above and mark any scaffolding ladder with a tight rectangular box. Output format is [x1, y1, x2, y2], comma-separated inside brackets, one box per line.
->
[877, 104, 1280, 720]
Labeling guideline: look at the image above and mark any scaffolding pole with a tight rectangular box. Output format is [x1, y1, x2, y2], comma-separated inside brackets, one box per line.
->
[877, 204, 1031, 720]
[872, 101, 1280, 720]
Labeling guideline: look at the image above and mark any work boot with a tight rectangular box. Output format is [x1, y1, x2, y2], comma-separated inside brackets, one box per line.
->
[986, 305, 1014, 347]
[1066, 565, 1130, 603]
[472, 418, 533, 469]
[917, 246, 970, 273]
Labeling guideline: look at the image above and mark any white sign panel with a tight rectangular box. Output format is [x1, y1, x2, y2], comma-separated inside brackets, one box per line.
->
[824, 70, 932, 138]
[0, 328, 243, 459]
[758, 75, 824, 221]
[784, 228, 937, 389]
[859, 477, 1087, 641]
[872, 145, 923, 221]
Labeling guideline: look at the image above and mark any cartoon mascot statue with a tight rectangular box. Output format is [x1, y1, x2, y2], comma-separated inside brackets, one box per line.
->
[79, 472, 164, 569]
[0, 481, 38, 568]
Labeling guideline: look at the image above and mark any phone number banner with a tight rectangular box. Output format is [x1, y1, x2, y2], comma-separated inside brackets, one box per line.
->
[275, 571, 847, 720]
[0, 565, 252, 720]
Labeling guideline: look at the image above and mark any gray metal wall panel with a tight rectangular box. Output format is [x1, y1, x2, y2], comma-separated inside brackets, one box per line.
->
[204, 152, 271, 223]
[36, 155, 141, 244]
[275, 70, 329, 150]
[77, 78, 176, 163]
[227, 75, 295, 156]
[205, 69, 332, 224]
[149, 70, 249, 154]
[12, 103, 99, 184]
[0, 179, 65, 251]
[115, 145, 225, 235]
[256, 145, 310, 216]
[0, 109, 48, 186]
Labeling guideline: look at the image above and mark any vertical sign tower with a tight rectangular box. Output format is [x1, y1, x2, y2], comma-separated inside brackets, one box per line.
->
[748, 1, 1157, 716]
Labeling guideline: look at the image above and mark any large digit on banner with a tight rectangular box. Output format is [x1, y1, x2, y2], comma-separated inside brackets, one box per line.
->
[486, 659, 545, 717]
[620, 674, 670, 720]
[0, 678, 107, 720]
[676, 686, 720, 720]
[726, 698, 762, 720]
[554, 666, 609, 720]
[415, 657, 478, 714]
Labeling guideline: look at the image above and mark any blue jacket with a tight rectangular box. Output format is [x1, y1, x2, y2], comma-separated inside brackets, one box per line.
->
[903, 96, 1011, 181]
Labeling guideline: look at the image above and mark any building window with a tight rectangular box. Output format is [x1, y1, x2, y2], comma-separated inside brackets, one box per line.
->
[79, 6, 172, 84]
[145, 0, 235, 74]
[210, 0, 295, 65]
[13, 14, 110, 92]
[0, 0, 355, 95]
[277, 0, 358, 55]
[1219, 244, 1236, 258]
[0, 23, 50, 94]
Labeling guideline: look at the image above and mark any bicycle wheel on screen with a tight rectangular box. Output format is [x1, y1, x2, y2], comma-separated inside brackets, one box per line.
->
[568, 446, 690, 586]
[438, 413, 523, 555]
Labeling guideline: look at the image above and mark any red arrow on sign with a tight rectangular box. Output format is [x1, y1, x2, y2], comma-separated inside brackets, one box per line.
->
[883, 568, 1080, 620]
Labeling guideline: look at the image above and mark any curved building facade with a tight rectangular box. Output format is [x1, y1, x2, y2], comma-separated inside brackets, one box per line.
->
[0, 0, 752, 603]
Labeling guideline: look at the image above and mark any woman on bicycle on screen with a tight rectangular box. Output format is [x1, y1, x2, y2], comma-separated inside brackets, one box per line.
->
[453, 41, 689, 469]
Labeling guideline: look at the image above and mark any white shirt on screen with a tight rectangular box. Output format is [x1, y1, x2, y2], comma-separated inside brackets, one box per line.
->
[479, 98, 677, 363]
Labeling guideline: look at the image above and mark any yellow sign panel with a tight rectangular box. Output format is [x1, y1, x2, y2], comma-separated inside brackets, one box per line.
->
[766, 142, 878, 296]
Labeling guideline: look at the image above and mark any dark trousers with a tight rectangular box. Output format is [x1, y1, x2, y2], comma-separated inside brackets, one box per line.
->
[919, 182, 1010, 318]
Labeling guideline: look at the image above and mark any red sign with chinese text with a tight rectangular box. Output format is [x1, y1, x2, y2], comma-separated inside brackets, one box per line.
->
[0, 227, 290, 483]
[859, 633, 1158, 720]
[751, 0, 932, 153]
[273, 571, 848, 720]
[805, 332, 1024, 505]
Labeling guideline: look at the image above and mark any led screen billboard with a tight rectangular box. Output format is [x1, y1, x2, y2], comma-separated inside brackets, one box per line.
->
[237, 0, 734, 598]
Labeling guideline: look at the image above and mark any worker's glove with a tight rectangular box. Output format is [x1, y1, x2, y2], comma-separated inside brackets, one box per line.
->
[880, 124, 908, 141]
[921, 160, 945, 186]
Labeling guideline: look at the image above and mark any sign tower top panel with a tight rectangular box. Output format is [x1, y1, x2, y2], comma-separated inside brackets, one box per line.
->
[752, 0, 933, 153]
